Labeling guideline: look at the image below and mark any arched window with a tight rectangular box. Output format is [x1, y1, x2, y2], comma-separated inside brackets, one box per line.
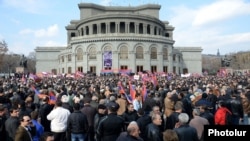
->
[151, 47, 157, 59]
[163, 48, 168, 60]
[89, 46, 96, 59]
[76, 48, 83, 61]
[136, 46, 143, 59]
[120, 46, 128, 59]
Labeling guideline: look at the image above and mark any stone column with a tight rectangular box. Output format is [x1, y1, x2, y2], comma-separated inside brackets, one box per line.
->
[157, 51, 163, 72]
[144, 51, 151, 71]
[129, 51, 136, 72]
[112, 51, 119, 69]
[116, 23, 119, 33]
[143, 24, 147, 34]
[83, 52, 88, 73]
[106, 23, 109, 33]
[168, 47, 173, 73]
[96, 51, 103, 74]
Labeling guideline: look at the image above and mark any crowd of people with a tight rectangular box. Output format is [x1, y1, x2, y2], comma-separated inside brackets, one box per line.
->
[0, 72, 250, 141]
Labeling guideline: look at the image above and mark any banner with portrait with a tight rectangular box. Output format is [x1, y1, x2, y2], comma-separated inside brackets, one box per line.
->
[103, 51, 112, 68]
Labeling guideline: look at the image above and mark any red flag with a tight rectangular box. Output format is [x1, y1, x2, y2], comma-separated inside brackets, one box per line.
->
[129, 81, 136, 101]
[141, 84, 147, 102]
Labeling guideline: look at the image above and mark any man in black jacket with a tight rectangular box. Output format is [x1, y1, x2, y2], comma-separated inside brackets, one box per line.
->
[97, 101, 125, 141]
[38, 96, 53, 132]
[173, 113, 199, 141]
[67, 103, 88, 141]
[5, 107, 20, 141]
[145, 113, 163, 141]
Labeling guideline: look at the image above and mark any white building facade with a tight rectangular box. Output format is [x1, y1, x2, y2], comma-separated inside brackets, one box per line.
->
[35, 3, 202, 75]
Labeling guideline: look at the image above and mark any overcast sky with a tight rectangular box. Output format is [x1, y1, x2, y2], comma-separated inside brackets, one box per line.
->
[0, 0, 250, 56]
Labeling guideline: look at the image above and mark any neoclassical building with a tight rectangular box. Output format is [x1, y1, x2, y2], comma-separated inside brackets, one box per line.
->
[35, 3, 202, 75]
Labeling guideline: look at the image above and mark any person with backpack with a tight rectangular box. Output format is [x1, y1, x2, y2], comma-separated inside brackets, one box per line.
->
[214, 100, 232, 125]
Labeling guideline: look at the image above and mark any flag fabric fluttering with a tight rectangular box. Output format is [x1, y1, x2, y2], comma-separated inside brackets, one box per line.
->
[31, 85, 40, 95]
[142, 84, 147, 102]
[129, 81, 136, 101]
[48, 91, 56, 105]
[118, 81, 133, 103]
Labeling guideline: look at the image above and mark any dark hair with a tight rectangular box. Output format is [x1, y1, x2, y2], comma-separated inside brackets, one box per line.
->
[55, 99, 62, 107]
[39, 132, 54, 141]
[73, 103, 81, 110]
[30, 110, 38, 120]
[107, 101, 119, 113]
[19, 114, 30, 122]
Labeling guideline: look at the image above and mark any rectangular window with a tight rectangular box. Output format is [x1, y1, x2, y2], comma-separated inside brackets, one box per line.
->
[151, 66, 157, 73]
[136, 65, 143, 73]
[163, 66, 168, 73]
[90, 66, 96, 73]
[120, 65, 128, 69]
[68, 54, 72, 62]
[173, 66, 176, 74]
[173, 54, 176, 61]
[68, 67, 72, 74]
[77, 67, 83, 72]
[62, 56, 64, 62]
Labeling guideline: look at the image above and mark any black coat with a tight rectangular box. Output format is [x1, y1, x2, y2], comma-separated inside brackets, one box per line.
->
[67, 110, 88, 133]
[174, 124, 199, 141]
[136, 114, 151, 140]
[145, 123, 163, 141]
[97, 113, 125, 141]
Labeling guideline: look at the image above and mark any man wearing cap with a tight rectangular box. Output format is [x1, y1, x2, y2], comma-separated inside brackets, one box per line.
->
[97, 101, 125, 141]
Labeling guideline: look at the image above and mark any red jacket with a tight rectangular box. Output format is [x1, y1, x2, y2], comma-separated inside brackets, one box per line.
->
[214, 107, 231, 125]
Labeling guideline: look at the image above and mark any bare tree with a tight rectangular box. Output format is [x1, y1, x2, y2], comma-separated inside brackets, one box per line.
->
[0, 40, 9, 68]
[27, 52, 36, 73]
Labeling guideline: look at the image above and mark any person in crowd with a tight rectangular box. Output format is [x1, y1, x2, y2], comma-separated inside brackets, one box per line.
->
[18, 100, 30, 117]
[0, 104, 7, 141]
[133, 93, 142, 111]
[67, 103, 89, 141]
[163, 129, 179, 141]
[206, 89, 217, 114]
[123, 103, 138, 127]
[80, 97, 97, 141]
[116, 121, 143, 141]
[5, 106, 20, 141]
[97, 101, 125, 141]
[174, 113, 199, 141]
[31, 110, 44, 141]
[240, 89, 250, 125]
[142, 92, 157, 115]
[47, 100, 70, 141]
[145, 113, 163, 141]
[214, 100, 232, 125]
[39, 132, 55, 141]
[136, 108, 151, 141]
[90, 95, 99, 110]
[39, 96, 54, 132]
[61, 95, 73, 113]
[14, 114, 36, 141]
[194, 93, 212, 108]
[189, 108, 209, 141]
[116, 93, 128, 116]
[199, 105, 214, 125]
[94, 104, 107, 141]
[228, 93, 243, 125]
[165, 101, 183, 130]
[164, 92, 174, 120]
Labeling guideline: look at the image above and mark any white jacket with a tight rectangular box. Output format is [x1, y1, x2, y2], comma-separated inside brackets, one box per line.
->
[47, 107, 70, 132]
